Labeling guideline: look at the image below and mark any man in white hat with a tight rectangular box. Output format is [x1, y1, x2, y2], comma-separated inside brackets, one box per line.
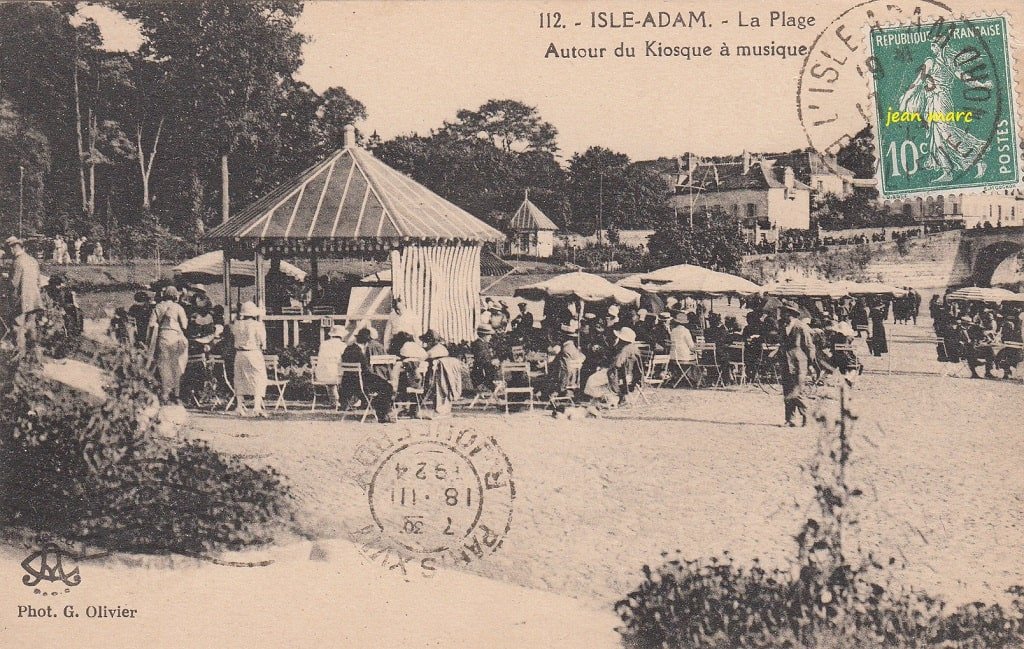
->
[5, 236, 43, 361]
[315, 324, 349, 408]
[607, 326, 642, 405]
[606, 304, 621, 329]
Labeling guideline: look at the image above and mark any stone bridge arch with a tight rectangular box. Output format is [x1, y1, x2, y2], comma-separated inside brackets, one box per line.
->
[962, 227, 1024, 287]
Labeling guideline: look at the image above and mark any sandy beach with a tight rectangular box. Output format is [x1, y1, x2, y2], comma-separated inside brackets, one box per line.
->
[185, 315, 1024, 614]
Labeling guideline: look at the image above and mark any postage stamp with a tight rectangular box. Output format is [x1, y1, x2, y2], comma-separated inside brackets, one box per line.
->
[868, 15, 1021, 197]
[348, 422, 515, 578]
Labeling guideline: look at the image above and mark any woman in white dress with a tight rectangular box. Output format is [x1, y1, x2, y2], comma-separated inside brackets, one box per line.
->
[232, 301, 268, 417]
[315, 324, 348, 408]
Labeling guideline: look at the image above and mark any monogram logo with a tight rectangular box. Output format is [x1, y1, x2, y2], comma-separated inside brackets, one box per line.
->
[21, 543, 82, 588]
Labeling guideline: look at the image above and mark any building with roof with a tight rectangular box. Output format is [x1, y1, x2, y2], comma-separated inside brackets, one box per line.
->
[507, 191, 559, 258]
[668, 152, 811, 242]
[205, 126, 505, 343]
[768, 151, 857, 198]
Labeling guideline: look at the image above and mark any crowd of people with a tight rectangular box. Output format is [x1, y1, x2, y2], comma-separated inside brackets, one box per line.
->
[931, 296, 1023, 380]
[743, 222, 968, 256]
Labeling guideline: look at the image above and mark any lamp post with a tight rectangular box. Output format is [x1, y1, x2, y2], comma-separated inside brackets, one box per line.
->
[18, 165, 24, 237]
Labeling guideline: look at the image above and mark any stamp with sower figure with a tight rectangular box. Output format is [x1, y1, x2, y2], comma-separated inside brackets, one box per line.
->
[869, 15, 1020, 196]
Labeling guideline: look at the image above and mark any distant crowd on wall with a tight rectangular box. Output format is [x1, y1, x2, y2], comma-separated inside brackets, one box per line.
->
[0, 234, 108, 264]
[744, 220, 970, 255]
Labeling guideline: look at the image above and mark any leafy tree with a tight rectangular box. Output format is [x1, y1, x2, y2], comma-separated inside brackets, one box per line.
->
[647, 218, 745, 273]
[836, 126, 876, 180]
[317, 86, 368, 149]
[445, 99, 559, 154]
[0, 100, 51, 233]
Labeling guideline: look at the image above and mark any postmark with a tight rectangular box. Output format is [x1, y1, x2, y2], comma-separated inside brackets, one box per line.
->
[868, 16, 1020, 196]
[797, 0, 1022, 197]
[348, 422, 515, 578]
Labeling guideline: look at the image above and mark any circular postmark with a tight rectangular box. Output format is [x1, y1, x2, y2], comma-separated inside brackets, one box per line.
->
[797, 0, 1015, 195]
[348, 422, 514, 578]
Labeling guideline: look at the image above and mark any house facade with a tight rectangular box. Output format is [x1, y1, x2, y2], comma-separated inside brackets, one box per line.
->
[668, 152, 811, 242]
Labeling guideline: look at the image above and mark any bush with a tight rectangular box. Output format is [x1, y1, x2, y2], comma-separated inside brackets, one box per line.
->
[615, 379, 1024, 649]
[0, 341, 293, 555]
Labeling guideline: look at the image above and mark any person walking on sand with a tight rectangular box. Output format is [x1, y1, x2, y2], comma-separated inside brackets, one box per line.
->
[5, 236, 43, 362]
[779, 300, 813, 427]
[232, 301, 269, 417]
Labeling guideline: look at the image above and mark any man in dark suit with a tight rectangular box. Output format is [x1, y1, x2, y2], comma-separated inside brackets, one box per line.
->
[779, 300, 813, 427]
[340, 328, 395, 422]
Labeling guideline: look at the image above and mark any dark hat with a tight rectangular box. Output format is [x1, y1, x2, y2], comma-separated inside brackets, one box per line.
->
[134, 290, 151, 303]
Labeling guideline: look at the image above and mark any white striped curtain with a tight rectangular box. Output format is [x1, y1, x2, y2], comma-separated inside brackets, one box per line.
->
[390, 244, 481, 343]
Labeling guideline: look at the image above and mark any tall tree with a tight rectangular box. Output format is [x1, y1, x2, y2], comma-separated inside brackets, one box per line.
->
[117, 0, 308, 226]
[445, 99, 559, 154]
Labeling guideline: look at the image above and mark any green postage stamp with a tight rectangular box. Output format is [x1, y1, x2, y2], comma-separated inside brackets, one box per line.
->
[869, 16, 1020, 197]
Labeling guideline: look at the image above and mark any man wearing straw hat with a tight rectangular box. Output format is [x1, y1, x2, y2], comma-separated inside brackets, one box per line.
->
[779, 300, 813, 427]
[5, 236, 43, 361]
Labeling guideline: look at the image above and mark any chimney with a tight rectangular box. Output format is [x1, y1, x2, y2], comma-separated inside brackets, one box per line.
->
[742, 150, 751, 174]
[343, 124, 356, 149]
[784, 166, 795, 189]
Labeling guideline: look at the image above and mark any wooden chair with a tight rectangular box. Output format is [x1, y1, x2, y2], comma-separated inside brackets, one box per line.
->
[309, 355, 340, 411]
[668, 353, 699, 388]
[263, 355, 290, 411]
[727, 342, 746, 385]
[548, 358, 583, 410]
[497, 362, 533, 413]
[338, 362, 375, 423]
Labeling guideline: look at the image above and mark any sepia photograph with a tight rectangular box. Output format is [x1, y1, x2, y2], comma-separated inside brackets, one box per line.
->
[0, 1, 1022, 647]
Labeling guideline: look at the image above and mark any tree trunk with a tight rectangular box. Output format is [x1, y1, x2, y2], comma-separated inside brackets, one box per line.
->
[221, 153, 230, 224]
[136, 117, 163, 211]
[72, 57, 88, 215]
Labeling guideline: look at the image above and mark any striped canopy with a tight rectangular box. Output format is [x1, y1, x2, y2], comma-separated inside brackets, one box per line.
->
[761, 277, 847, 299]
[205, 145, 505, 255]
[946, 286, 1019, 303]
[618, 264, 760, 297]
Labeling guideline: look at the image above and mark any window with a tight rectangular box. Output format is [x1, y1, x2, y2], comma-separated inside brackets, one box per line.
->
[902, 204, 913, 219]
[746, 203, 757, 218]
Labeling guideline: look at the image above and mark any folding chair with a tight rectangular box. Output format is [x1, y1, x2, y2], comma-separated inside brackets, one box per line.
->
[753, 344, 780, 390]
[208, 354, 236, 411]
[548, 359, 583, 410]
[648, 354, 671, 391]
[187, 352, 210, 408]
[668, 355, 699, 388]
[695, 343, 724, 388]
[370, 354, 398, 380]
[498, 361, 533, 412]
[338, 362, 376, 423]
[727, 342, 746, 385]
[309, 355, 339, 411]
[263, 355, 290, 411]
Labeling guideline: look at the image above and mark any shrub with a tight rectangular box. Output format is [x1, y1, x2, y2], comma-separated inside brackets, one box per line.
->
[0, 341, 293, 555]
[615, 379, 1024, 649]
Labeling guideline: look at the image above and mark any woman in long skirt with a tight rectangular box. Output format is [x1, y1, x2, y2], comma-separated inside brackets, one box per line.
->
[232, 301, 268, 417]
[148, 285, 189, 404]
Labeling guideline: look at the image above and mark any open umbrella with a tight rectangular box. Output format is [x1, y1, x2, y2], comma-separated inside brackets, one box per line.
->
[515, 271, 640, 304]
[946, 286, 1019, 303]
[618, 264, 760, 296]
[173, 250, 306, 287]
[762, 277, 846, 299]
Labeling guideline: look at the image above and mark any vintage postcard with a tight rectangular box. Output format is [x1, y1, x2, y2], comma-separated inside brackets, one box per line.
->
[1, 1, 1022, 648]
